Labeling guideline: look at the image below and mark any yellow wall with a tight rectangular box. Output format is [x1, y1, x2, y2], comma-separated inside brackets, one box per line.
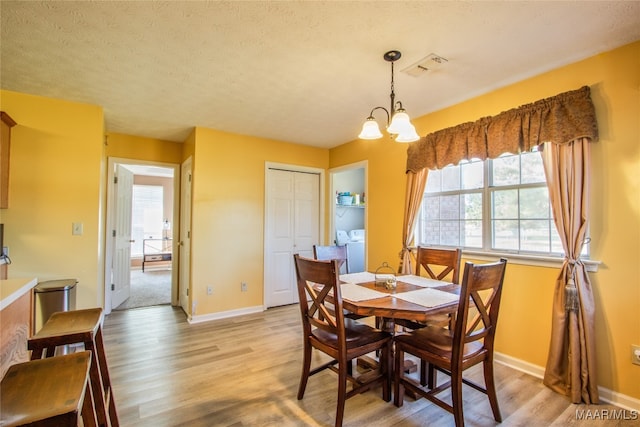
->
[330, 41, 640, 401]
[189, 127, 329, 315]
[105, 132, 182, 164]
[0, 90, 105, 308]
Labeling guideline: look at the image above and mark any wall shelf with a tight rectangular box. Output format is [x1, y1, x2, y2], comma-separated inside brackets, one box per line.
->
[336, 204, 365, 209]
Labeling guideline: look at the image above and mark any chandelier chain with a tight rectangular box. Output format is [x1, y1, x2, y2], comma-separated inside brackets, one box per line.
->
[390, 61, 396, 114]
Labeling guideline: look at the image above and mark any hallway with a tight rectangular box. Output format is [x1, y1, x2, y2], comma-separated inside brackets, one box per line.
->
[114, 269, 171, 310]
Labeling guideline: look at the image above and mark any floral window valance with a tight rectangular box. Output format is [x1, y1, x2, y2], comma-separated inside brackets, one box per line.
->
[406, 86, 598, 172]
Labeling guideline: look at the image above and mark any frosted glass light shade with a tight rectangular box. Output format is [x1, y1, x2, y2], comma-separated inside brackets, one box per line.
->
[358, 118, 383, 139]
[394, 123, 420, 143]
[387, 110, 413, 135]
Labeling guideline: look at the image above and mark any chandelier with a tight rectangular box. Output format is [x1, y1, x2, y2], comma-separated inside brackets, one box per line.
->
[358, 50, 420, 143]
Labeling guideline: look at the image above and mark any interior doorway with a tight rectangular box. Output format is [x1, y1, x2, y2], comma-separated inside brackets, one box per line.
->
[330, 161, 367, 273]
[104, 158, 180, 314]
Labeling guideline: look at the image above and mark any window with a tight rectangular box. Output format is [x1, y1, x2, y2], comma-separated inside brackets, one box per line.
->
[416, 151, 580, 257]
[131, 185, 164, 256]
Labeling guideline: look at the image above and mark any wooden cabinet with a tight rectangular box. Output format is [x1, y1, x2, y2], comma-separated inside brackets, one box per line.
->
[1, 111, 17, 209]
[0, 278, 37, 378]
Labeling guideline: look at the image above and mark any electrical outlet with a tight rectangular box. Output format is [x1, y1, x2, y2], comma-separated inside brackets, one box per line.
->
[241, 282, 248, 292]
[632, 345, 640, 366]
[207, 286, 213, 295]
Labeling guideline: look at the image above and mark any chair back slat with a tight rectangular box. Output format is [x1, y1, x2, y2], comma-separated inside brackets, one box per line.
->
[313, 245, 349, 274]
[416, 247, 462, 284]
[452, 258, 507, 358]
[294, 254, 345, 338]
[306, 284, 338, 330]
[465, 289, 498, 339]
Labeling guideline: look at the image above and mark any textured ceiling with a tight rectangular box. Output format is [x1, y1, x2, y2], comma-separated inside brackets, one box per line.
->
[1, 1, 639, 148]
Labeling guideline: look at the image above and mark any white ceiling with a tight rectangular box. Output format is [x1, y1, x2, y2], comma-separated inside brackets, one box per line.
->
[2, 1, 639, 149]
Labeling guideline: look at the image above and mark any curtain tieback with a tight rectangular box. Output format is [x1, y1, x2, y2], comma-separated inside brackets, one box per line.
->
[565, 258, 580, 313]
[398, 246, 411, 274]
[399, 246, 409, 259]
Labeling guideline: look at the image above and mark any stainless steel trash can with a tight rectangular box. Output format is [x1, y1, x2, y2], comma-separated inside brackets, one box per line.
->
[33, 279, 77, 334]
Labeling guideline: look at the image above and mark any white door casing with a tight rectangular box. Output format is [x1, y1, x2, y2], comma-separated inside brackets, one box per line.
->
[104, 157, 179, 314]
[111, 164, 134, 309]
[179, 157, 192, 316]
[264, 165, 322, 308]
[329, 161, 368, 273]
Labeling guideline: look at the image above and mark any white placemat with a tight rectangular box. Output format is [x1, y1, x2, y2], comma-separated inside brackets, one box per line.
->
[398, 274, 452, 288]
[338, 283, 388, 302]
[394, 288, 459, 307]
[339, 271, 376, 284]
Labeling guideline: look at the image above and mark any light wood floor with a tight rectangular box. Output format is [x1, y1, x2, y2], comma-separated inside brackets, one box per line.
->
[102, 305, 629, 427]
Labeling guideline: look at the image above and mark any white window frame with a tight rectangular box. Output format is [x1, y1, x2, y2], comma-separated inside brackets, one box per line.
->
[131, 184, 164, 257]
[415, 153, 599, 272]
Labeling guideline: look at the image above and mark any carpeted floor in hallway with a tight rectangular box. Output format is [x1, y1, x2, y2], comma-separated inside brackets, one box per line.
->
[114, 269, 171, 310]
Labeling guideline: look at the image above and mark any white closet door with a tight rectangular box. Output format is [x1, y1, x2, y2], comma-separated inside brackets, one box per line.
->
[265, 168, 319, 307]
[293, 172, 319, 259]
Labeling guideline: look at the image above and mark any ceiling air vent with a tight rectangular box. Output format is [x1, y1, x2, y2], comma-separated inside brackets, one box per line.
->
[402, 53, 448, 77]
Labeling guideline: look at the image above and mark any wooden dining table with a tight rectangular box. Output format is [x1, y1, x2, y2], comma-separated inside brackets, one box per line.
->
[324, 272, 462, 375]
[335, 273, 461, 333]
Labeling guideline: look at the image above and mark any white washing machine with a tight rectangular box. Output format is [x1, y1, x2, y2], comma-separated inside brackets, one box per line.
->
[336, 229, 365, 273]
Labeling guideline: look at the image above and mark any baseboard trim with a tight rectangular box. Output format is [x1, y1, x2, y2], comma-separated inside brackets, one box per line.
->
[494, 352, 546, 379]
[494, 352, 640, 412]
[188, 305, 264, 324]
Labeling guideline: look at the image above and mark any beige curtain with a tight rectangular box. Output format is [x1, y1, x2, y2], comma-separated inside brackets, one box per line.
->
[541, 138, 598, 404]
[399, 168, 428, 274]
[403, 86, 599, 402]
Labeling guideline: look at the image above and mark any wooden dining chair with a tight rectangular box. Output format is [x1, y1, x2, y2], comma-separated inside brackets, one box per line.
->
[313, 244, 349, 274]
[293, 254, 392, 427]
[409, 246, 462, 329]
[313, 243, 369, 326]
[415, 246, 462, 284]
[393, 258, 508, 427]
[398, 247, 462, 383]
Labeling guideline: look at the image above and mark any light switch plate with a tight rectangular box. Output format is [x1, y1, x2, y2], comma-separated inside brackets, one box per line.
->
[72, 222, 83, 235]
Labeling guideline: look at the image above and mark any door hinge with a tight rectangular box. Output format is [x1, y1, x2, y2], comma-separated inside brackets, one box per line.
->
[114, 176, 118, 184]
[111, 283, 115, 291]
[189, 173, 192, 182]
[187, 231, 190, 239]
[186, 288, 189, 296]
[112, 229, 116, 237]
